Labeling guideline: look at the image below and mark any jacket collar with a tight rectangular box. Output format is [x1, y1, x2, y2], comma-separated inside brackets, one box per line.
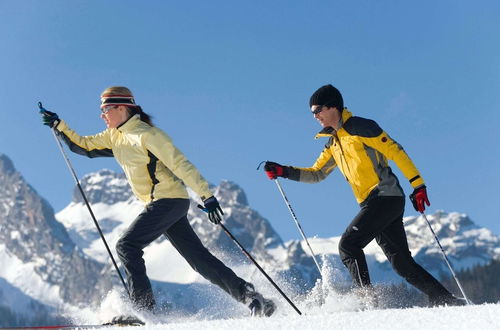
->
[117, 114, 141, 132]
[314, 108, 353, 139]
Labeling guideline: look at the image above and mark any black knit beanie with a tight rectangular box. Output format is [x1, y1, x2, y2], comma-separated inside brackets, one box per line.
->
[309, 84, 344, 111]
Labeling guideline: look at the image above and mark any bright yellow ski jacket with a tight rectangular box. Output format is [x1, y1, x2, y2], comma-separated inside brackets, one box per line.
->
[55, 115, 213, 204]
[288, 109, 425, 205]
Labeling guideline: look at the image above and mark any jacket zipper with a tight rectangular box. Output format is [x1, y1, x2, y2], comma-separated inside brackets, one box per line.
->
[334, 134, 359, 196]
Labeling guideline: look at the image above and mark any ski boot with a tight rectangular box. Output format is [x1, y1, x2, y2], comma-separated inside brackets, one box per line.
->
[103, 315, 145, 326]
[242, 283, 276, 317]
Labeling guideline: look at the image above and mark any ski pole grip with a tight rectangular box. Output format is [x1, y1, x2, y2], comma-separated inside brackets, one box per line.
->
[38, 101, 47, 113]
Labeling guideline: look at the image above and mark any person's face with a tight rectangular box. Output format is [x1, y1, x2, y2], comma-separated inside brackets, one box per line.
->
[311, 105, 341, 128]
[100, 105, 130, 128]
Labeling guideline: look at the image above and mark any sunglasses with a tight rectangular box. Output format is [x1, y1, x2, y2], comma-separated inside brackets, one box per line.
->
[101, 105, 118, 114]
[311, 105, 325, 115]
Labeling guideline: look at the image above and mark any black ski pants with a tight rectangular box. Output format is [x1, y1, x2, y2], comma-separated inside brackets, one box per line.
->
[115, 198, 247, 310]
[338, 196, 451, 299]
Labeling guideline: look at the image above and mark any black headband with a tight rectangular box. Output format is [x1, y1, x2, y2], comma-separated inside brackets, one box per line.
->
[101, 97, 136, 105]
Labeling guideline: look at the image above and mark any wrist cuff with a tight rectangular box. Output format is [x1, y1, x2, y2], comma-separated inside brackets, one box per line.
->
[409, 175, 425, 188]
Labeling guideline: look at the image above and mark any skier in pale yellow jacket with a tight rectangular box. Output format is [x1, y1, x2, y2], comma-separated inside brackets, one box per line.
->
[41, 86, 275, 317]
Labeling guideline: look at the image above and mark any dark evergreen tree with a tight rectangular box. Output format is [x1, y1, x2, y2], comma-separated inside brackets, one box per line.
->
[442, 259, 500, 304]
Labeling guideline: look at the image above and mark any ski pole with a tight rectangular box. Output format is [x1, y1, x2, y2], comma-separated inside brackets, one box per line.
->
[197, 205, 302, 315]
[38, 102, 130, 298]
[421, 212, 471, 305]
[273, 178, 322, 276]
[256, 162, 322, 276]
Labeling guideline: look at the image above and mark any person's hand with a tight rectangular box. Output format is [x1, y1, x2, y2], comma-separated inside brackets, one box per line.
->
[263, 161, 288, 180]
[202, 196, 224, 225]
[40, 109, 60, 128]
[409, 185, 430, 213]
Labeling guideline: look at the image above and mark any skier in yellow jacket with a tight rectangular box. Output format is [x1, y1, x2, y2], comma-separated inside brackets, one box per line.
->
[41, 86, 275, 316]
[264, 84, 462, 306]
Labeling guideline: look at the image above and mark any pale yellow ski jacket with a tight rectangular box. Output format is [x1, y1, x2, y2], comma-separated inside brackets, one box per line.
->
[55, 115, 213, 204]
[287, 109, 425, 205]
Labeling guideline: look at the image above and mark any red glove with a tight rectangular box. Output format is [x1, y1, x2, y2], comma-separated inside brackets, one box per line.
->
[264, 161, 288, 180]
[409, 185, 430, 213]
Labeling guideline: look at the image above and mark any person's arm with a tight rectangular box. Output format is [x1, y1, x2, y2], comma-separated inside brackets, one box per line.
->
[41, 108, 113, 158]
[264, 145, 336, 183]
[289, 147, 337, 183]
[358, 123, 424, 189]
[358, 120, 430, 212]
[144, 127, 213, 201]
[145, 128, 225, 223]
[55, 120, 114, 158]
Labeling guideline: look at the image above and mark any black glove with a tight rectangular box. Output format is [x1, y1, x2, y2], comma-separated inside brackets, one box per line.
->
[202, 196, 224, 225]
[40, 109, 60, 128]
[263, 161, 289, 180]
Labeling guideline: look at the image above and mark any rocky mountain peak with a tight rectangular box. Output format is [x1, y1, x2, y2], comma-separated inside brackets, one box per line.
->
[213, 180, 249, 206]
[0, 154, 16, 175]
[0, 154, 112, 306]
[73, 169, 133, 205]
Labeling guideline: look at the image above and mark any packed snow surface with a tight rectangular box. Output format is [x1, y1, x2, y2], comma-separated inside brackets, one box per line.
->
[63, 263, 499, 330]
[133, 305, 498, 330]
[67, 293, 499, 330]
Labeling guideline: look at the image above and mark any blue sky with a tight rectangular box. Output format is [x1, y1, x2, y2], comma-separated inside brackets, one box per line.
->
[1, 1, 499, 241]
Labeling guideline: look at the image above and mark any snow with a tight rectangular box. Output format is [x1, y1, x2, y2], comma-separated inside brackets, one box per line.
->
[63, 286, 500, 330]
[54, 253, 500, 330]
[143, 240, 201, 284]
[135, 305, 499, 330]
[165, 305, 499, 330]
[0, 244, 63, 309]
[56, 200, 144, 262]
[55, 196, 500, 292]
[48, 174, 500, 329]
[10, 230, 20, 240]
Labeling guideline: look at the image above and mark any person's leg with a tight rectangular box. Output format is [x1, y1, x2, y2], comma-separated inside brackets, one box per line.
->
[338, 196, 404, 287]
[375, 200, 453, 302]
[165, 216, 248, 302]
[116, 199, 190, 310]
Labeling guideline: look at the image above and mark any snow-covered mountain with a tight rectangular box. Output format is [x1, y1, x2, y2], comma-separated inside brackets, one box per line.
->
[0, 155, 113, 323]
[56, 169, 289, 282]
[301, 210, 500, 285]
[2, 155, 500, 326]
[55, 169, 500, 291]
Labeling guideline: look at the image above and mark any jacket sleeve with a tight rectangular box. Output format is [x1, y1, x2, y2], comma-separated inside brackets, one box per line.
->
[55, 120, 114, 158]
[360, 127, 425, 189]
[287, 146, 337, 183]
[144, 128, 213, 201]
